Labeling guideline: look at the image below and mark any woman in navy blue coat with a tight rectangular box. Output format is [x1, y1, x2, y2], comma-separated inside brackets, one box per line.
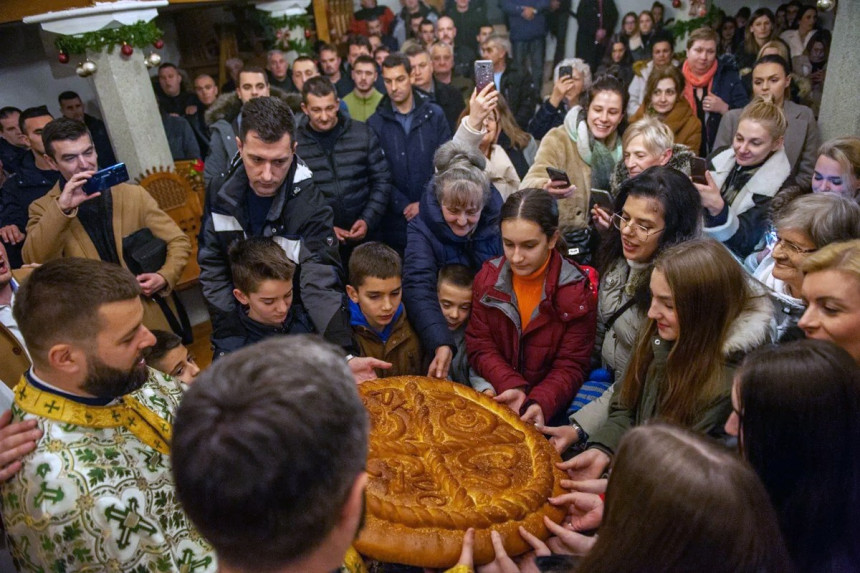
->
[403, 141, 503, 379]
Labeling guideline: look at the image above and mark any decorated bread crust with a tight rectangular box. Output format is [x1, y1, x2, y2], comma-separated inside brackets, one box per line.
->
[355, 376, 567, 568]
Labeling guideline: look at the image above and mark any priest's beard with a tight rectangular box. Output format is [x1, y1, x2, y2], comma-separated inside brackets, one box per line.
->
[81, 353, 149, 399]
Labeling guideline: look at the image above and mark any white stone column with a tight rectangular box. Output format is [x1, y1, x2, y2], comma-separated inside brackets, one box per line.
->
[818, 1, 860, 140]
[24, 1, 172, 180]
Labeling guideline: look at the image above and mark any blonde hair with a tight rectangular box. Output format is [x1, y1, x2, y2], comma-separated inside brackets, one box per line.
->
[818, 137, 860, 190]
[738, 97, 787, 140]
[686, 27, 719, 50]
[801, 239, 860, 280]
[622, 116, 675, 156]
[757, 40, 790, 62]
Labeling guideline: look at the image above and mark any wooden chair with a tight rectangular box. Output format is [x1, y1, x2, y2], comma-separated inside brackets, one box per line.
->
[136, 166, 203, 290]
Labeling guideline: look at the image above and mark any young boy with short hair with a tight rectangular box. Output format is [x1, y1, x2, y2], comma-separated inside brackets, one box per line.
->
[214, 237, 314, 357]
[436, 264, 493, 395]
[347, 242, 423, 377]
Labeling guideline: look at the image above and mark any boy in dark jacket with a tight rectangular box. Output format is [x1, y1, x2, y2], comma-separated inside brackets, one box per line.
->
[347, 242, 424, 377]
[214, 237, 314, 358]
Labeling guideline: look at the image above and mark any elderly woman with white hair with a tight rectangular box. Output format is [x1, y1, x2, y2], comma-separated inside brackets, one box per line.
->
[527, 58, 592, 141]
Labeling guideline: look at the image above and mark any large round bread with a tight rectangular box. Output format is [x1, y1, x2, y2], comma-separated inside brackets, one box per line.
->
[355, 376, 567, 568]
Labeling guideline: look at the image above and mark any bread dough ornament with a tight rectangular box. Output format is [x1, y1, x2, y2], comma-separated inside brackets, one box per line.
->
[356, 377, 567, 568]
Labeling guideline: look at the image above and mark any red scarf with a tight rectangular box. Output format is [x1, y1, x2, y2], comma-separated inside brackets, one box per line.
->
[682, 59, 718, 112]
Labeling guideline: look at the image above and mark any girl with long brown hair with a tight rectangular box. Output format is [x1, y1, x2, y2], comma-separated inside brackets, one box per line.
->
[562, 238, 774, 479]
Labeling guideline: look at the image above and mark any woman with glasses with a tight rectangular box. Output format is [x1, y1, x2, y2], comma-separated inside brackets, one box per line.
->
[543, 166, 702, 454]
[695, 97, 791, 258]
[725, 340, 860, 570]
[749, 194, 860, 341]
[557, 238, 775, 480]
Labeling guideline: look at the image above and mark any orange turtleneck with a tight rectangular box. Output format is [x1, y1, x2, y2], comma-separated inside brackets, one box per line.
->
[512, 254, 551, 330]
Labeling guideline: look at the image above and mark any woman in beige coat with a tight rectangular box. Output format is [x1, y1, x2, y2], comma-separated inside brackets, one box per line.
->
[522, 75, 626, 234]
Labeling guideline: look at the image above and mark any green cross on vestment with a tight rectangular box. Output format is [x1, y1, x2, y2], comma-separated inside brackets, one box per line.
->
[104, 498, 158, 549]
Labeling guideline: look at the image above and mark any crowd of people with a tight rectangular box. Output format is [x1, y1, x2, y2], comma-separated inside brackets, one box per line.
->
[0, 0, 858, 571]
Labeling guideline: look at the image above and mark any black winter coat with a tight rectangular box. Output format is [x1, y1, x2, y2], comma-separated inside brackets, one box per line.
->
[198, 158, 352, 350]
[295, 113, 391, 232]
[500, 63, 540, 131]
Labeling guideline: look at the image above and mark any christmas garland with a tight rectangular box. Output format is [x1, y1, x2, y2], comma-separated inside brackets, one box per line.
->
[255, 11, 314, 54]
[54, 20, 163, 56]
[667, 4, 722, 44]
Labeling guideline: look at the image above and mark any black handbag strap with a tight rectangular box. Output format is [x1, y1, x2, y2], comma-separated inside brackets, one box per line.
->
[604, 297, 636, 332]
[153, 293, 194, 345]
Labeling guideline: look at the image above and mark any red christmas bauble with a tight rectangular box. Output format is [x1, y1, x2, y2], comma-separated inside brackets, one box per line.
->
[121, 43, 133, 56]
[58, 52, 69, 64]
[672, 0, 681, 7]
[304, 29, 312, 39]
[153, 39, 164, 49]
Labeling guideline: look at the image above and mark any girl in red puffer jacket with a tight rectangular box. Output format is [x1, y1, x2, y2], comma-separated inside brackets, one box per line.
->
[466, 188, 598, 426]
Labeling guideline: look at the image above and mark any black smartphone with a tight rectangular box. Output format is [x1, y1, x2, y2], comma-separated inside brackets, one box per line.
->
[690, 157, 708, 185]
[590, 188, 614, 211]
[546, 167, 571, 186]
[82, 163, 129, 195]
[474, 60, 494, 92]
[558, 64, 573, 78]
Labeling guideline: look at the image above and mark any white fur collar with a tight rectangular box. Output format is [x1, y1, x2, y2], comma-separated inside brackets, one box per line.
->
[710, 148, 791, 217]
[722, 281, 777, 356]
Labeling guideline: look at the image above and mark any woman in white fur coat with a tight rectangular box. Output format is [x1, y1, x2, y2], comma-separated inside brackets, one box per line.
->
[695, 97, 791, 258]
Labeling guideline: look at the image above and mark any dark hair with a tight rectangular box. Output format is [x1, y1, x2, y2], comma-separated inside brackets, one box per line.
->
[13, 258, 141, 367]
[293, 55, 316, 67]
[642, 66, 685, 111]
[500, 188, 559, 240]
[172, 336, 368, 571]
[346, 34, 373, 51]
[745, 8, 776, 55]
[584, 74, 628, 121]
[373, 46, 391, 58]
[239, 66, 269, 85]
[18, 106, 52, 134]
[576, 423, 794, 573]
[597, 166, 702, 279]
[238, 96, 296, 143]
[438, 264, 475, 290]
[348, 241, 402, 287]
[382, 52, 412, 74]
[317, 42, 338, 57]
[805, 29, 831, 60]
[41, 117, 92, 158]
[57, 90, 80, 104]
[601, 34, 633, 69]
[793, 4, 817, 29]
[141, 329, 182, 363]
[229, 237, 296, 295]
[736, 340, 860, 570]
[736, 6, 751, 19]
[651, 33, 674, 52]
[402, 40, 430, 59]
[158, 62, 178, 72]
[754, 54, 790, 76]
[420, 18, 434, 28]
[353, 54, 376, 69]
[0, 106, 21, 120]
[301, 75, 337, 102]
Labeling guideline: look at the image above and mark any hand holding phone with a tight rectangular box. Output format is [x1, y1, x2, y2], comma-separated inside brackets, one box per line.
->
[474, 60, 494, 92]
[546, 167, 571, 186]
[690, 157, 708, 185]
[82, 163, 130, 195]
[589, 188, 614, 212]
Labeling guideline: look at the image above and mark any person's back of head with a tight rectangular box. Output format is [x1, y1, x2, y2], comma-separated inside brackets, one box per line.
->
[172, 336, 369, 573]
[576, 423, 793, 573]
[733, 339, 860, 570]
